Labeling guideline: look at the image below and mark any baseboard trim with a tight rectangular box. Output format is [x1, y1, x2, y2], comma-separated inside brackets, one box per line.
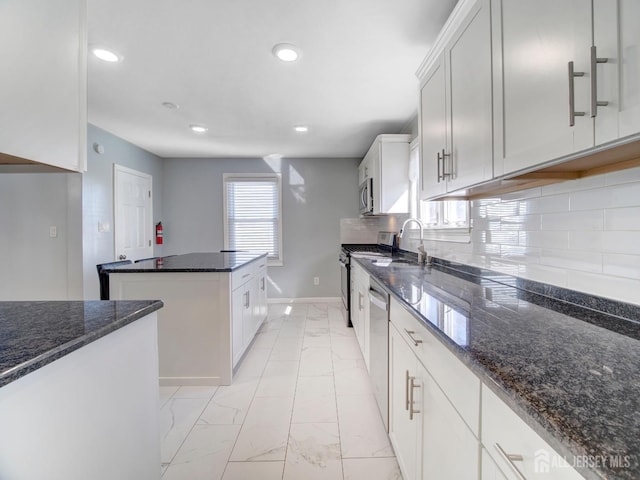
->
[268, 297, 342, 304]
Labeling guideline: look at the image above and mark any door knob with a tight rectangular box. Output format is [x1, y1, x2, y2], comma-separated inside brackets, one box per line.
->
[119, 254, 127, 260]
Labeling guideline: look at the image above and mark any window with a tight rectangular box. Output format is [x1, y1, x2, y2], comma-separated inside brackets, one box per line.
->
[408, 140, 470, 242]
[223, 174, 283, 265]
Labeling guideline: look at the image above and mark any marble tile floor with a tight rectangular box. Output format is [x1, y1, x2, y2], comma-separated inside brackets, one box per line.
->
[159, 302, 402, 480]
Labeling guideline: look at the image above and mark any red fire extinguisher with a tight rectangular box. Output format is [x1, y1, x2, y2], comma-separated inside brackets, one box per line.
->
[155, 222, 163, 245]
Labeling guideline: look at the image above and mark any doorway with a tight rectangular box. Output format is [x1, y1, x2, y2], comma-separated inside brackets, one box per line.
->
[114, 164, 153, 262]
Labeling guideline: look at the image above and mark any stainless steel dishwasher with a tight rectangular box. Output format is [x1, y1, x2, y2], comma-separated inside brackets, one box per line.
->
[368, 277, 390, 431]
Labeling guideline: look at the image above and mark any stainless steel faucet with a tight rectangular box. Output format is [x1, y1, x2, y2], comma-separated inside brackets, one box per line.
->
[399, 218, 429, 265]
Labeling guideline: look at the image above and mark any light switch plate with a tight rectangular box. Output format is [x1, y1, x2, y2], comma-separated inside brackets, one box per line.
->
[49, 226, 57, 238]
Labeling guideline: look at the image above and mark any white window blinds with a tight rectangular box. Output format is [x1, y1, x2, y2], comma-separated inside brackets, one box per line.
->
[223, 174, 283, 265]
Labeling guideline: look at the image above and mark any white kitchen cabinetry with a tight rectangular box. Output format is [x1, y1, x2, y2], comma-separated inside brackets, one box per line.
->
[389, 298, 480, 480]
[389, 322, 421, 480]
[350, 261, 370, 369]
[359, 134, 411, 214]
[232, 260, 267, 367]
[419, 0, 493, 200]
[492, 0, 593, 176]
[482, 384, 584, 480]
[593, 0, 640, 144]
[0, 0, 87, 172]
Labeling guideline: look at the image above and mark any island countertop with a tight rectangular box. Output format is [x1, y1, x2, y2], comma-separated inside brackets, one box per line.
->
[353, 255, 640, 480]
[103, 251, 268, 273]
[0, 300, 163, 388]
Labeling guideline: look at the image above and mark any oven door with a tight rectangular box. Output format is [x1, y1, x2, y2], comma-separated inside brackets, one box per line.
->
[359, 178, 373, 215]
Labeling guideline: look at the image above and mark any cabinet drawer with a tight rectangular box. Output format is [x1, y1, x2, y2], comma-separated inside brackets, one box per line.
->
[482, 384, 584, 480]
[231, 264, 256, 290]
[390, 297, 480, 436]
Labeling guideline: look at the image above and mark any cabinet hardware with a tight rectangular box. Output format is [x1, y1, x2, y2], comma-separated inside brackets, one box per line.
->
[242, 273, 251, 279]
[244, 291, 250, 309]
[494, 443, 527, 480]
[261, 277, 265, 291]
[404, 329, 423, 346]
[409, 375, 420, 420]
[405, 370, 410, 411]
[437, 149, 451, 182]
[590, 46, 609, 117]
[358, 292, 363, 311]
[568, 61, 585, 126]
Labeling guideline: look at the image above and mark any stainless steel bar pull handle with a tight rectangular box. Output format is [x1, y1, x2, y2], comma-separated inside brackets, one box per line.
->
[437, 151, 442, 182]
[494, 443, 527, 480]
[405, 370, 410, 411]
[404, 329, 423, 347]
[590, 45, 609, 117]
[409, 375, 420, 420]
[568, 61, 585, 126]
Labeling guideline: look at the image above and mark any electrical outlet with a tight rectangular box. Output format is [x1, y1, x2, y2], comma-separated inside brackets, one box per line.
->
[313, 277, 320, 285]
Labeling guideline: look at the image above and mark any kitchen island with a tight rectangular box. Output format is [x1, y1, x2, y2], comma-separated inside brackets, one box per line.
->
[352, 255, 640, 480]
[106, 252, 268, 386]
[0, 300, 163, 479]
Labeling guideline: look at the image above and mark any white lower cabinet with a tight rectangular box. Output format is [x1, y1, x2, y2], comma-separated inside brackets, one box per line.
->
[389, 322, 421, 479]
[231, 262, 267, 367]
[389, 309, 480, 480]
[481, 384, 584, 480]
[351, 262, 370, 370]
[482, 448, 509, 480]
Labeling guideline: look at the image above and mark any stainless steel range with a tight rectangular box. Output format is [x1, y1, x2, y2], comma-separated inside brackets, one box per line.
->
[339, 231, 397, 327]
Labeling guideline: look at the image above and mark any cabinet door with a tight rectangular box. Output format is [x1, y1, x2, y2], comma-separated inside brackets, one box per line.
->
[481, 448, 509, 480]
[231, 287, 244, 366]
[420, 52, 448, 199]
[446, 0, 493, 191]
[594, 0, 640, 143]
[0, 0, 87, 171]
[493, 0, 593, 175]
[389, 324, 421, 480]
[421, 363, 479, 480]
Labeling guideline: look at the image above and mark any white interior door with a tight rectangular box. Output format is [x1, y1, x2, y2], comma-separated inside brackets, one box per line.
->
[114, 164, 153, 262]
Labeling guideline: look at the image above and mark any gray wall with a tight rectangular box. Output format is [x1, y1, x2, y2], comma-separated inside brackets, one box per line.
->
[0, 173, 83, 300]
[163, 156, 360, 299]
[83, 124, 165, 299]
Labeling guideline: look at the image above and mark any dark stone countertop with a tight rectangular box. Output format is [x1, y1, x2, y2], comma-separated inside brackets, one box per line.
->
[103, 252, 268, 273]
[353, 255, 640, 480]
[0, 300, 163, 388]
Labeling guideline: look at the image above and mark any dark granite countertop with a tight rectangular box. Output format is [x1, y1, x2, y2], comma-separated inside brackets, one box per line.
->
[353, 255, 640, 480]
[103, 252, 268, 273]
[0, 300, 163, 388]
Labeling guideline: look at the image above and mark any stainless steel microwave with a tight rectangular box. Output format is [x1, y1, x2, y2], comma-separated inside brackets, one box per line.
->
[359, 178, 374, 215]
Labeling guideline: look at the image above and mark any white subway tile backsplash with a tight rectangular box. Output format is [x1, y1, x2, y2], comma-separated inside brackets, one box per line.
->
[603, 254, 640, 281]
[602, 231, 640, 255]
[519, 230, 569, 249]
[525, 194, 571, 215]
[605, 166, 640, 186]
[540, 249, 603, 273]
[604, 207, 640, 231]
[340, 167, 640, 305]
[541, 210, 604, 231]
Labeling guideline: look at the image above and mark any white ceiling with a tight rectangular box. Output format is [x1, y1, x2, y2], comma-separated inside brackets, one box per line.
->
[88, 0, 457, 159]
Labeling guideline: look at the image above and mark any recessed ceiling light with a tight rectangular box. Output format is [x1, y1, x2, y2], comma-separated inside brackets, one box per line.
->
[272, 43, 300, 62]
[294, 125, 308, 133]
[91, 47, 122, 63]
[162, 102, 180, 110]
[190, 124, 208, 133]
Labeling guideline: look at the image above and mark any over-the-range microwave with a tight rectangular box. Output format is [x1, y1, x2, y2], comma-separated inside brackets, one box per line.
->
[359, 178, 374, 215]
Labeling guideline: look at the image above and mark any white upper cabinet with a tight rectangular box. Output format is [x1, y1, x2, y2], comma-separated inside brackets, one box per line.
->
[419, 0, 493, 200]
[0, 0, 87, 172]
[593, 0, 640, 144]
[359, 134, 411, 214]
[492, 0, 593, 176]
